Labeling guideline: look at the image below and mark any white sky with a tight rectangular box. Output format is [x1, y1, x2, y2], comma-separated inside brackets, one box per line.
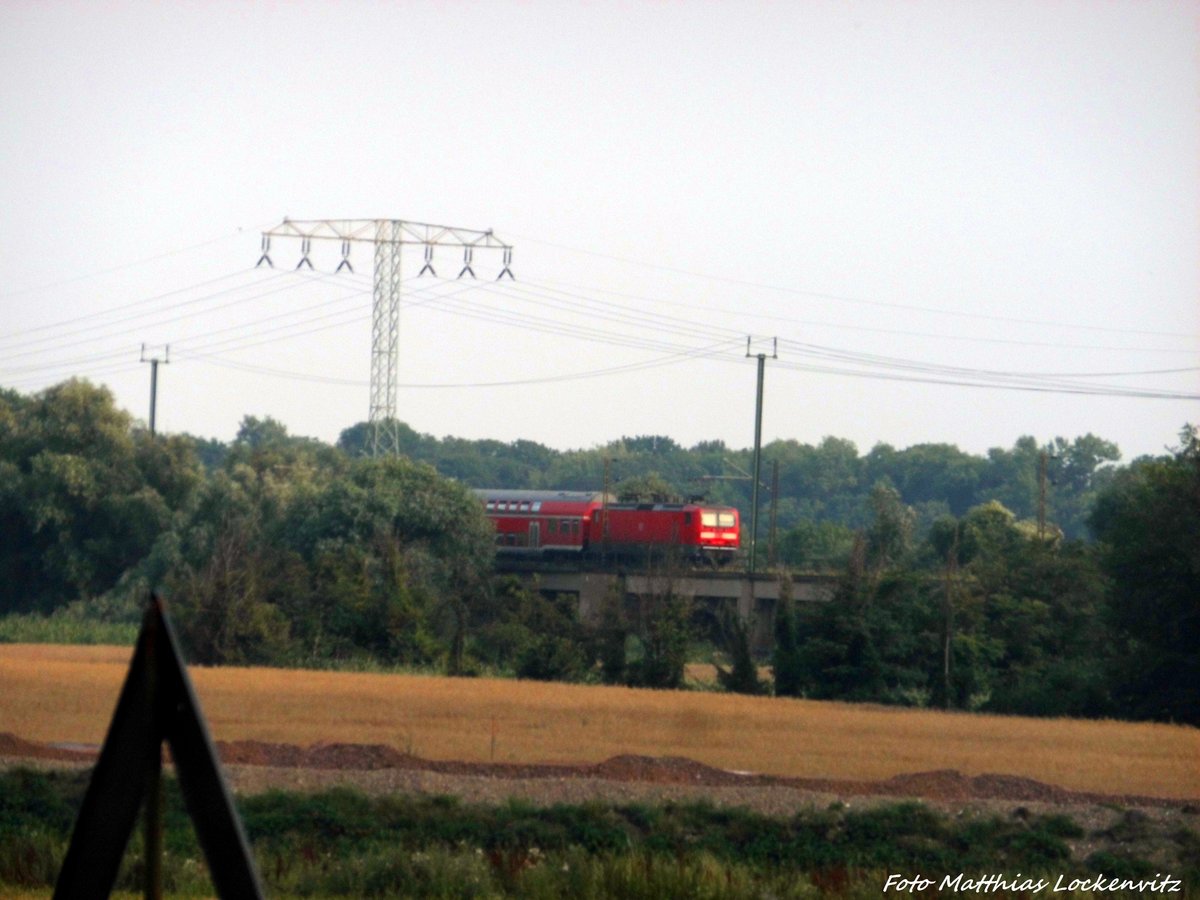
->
[1, 1, 1197, 461]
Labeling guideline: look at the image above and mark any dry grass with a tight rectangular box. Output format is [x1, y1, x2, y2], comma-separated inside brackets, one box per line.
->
[1, 643, 1195, 799]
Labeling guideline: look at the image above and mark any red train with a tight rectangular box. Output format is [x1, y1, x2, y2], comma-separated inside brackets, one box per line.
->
[475, 489, 741, 565]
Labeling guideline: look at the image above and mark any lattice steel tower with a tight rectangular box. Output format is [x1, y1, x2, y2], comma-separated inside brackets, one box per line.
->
[258, 218, 513, 456]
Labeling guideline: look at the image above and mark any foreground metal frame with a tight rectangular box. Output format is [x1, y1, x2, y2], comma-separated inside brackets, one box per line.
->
[53, 595, 264, 899]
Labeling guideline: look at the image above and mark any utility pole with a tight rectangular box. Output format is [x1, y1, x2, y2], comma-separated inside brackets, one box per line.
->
[601, 456, 613, 564]
[1038, 451, 1047, 540]
[746, 337, 777, 577]
[1037, 450, 1057, 541]
[940, 525, 959, 709]
[767, 458, 780, 569]
[140, 344, 169, 436]
[258, 218, 514, 456]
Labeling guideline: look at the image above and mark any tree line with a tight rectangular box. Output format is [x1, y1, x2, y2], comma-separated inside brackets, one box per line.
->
[0, 379, 1195, 724]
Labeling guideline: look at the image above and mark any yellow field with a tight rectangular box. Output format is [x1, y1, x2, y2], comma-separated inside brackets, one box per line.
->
[1, 643, 1196, 799]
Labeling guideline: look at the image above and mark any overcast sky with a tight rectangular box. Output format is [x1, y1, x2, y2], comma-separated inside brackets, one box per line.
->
[1, 0, 1196, 463]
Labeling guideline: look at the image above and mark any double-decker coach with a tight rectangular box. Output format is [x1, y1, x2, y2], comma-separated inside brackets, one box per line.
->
[475, 489, 600, 555]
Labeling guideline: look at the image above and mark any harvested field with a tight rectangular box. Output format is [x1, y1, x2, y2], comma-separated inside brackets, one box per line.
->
[1, 643, 1196, 804]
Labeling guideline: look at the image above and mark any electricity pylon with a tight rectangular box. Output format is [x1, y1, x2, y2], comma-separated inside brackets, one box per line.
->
[258, 218, 514, 456]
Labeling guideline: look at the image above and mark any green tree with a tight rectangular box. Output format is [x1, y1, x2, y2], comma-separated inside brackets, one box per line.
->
[923, 502, 1111, 716]
[0, 380, 202, 612]
[628, 571, 691, 689]
[159, 430, 495, 668]
[775, 519, 855, 571]
[615, 472, 680, 503]
[864, 481, 916, 571]
[466, 576, 591, 680]
[596, 579, 628, 685]
[1046, 434, 1121, 538]
[715, 611, 763, 695]
[1090, 427, 1200, 724]
[771, 586, 803, 697]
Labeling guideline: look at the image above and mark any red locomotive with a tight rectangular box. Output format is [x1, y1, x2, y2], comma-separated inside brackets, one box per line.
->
[475, 489, 741, 565]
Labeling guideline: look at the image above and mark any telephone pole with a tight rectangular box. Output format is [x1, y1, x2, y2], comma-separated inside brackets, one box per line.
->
[140, 344, 169, 436]
[1037, 450, 1057, 540]
[746, 337, 777, 577]
[258, 218, 514, 456]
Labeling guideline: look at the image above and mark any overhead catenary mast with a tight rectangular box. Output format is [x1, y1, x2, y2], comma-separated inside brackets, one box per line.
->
[257, 218, 514, 456]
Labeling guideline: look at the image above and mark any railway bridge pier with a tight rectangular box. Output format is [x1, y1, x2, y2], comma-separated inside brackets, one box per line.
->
[500, 565, 835, 652]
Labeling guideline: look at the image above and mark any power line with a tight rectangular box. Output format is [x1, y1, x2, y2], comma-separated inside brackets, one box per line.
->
[526, 275, 1199, 356]
[0, 269, 272, 348]
[179, 339, 738, 389]
[5, 241, 1196, 411]
[0, 227, 253, 301]
[509, 231, 1195, 341]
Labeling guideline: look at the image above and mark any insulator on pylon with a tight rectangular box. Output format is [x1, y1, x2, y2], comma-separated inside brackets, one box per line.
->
[297, 237, 314, 270]
[418, 243, 436, 277]
[336, 239, 353, 273]
[255, 235, 273, 268]
[458, 246, 476, 279]
[496, 246, 515, 281]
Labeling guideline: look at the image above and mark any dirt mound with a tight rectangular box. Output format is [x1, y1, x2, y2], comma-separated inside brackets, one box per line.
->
[969, 772, 1077, 804]
[0, 732, 94, 762]
[0, 732, 1187, 810]
[216, 740, 307, 767]
[304, 742, 418, 770]
[870, 769, 1078, 803]
[592, 754, 745, 784]
[216, 739, 421, 770]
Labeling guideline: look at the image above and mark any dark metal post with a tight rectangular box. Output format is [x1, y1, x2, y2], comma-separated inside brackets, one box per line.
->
[746, 337, 777, 578]
[141, 344, 169, 436]
[767, 458, 780, 568]
[148, 359, 159, 436]
[750, 353, 765, 576]
[1038, 450, 1047, 540]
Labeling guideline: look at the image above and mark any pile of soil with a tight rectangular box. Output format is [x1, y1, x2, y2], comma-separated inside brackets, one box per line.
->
[3, 732, 1190, 811]
[0, 732, 95, 762]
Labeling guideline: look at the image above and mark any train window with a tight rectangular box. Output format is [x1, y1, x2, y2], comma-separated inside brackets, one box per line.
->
[701, 512, 717, 527]
[520, 501, 531, 512]
[486, 500, 495, 511]
[531, 501, 541, 512]
[548, 519, 557, 535]
[718, 512, 736, 528]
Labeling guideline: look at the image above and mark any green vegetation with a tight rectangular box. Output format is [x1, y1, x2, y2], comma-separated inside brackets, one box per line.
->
[2, 769, 1195, 898]
[785, 429, 1199, 724]
[0, 610, 138, 645]
[1, 380, 1196, 724]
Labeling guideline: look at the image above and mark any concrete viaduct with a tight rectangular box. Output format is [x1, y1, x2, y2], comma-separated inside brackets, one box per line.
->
[498, 563, 836, 652]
